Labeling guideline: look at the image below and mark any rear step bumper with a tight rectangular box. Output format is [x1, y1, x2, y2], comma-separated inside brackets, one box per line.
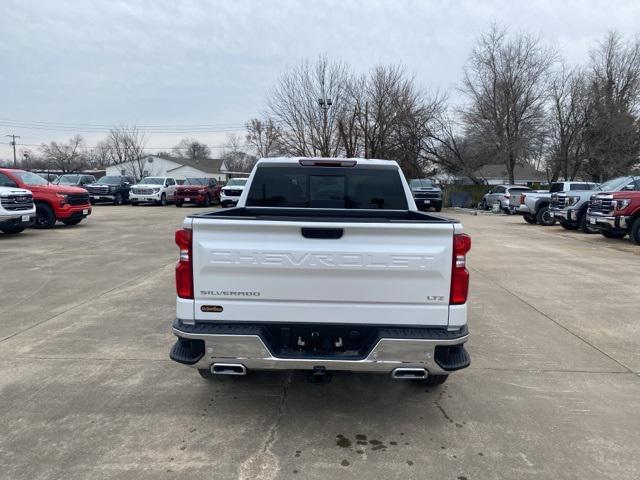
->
[170, 319, 470, 375]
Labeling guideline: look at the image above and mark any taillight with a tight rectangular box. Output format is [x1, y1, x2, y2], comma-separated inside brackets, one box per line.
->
[175, 229, 193, 299]
[450, 233, 471, 305]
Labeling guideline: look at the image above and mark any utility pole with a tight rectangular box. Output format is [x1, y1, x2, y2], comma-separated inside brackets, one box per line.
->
[364, 101, 369, 159]
[5, 134, 20, 167]
[317, 97, 332, 157]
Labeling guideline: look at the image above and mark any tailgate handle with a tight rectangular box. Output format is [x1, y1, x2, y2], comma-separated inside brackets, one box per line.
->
[301, 228, 343, 239]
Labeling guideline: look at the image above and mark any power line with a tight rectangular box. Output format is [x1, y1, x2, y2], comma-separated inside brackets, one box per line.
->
[0, 122, 247, 134]
[0, 118, 249, 129]
[0, 141, 228, 150]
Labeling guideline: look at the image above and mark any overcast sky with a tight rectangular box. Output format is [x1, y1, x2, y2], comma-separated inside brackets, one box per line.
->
[1, 0, 639, 161]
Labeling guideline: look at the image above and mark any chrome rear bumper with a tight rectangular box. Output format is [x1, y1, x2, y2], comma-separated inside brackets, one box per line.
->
[171, 320, 470, 375]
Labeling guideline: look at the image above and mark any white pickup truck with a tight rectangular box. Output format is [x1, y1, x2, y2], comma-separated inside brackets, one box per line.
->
[0, 186, 36, 234]
[170, 158, 471, 386]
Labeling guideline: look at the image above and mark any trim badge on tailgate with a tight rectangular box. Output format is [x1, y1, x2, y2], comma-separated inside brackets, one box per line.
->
[201, 305, 224, 313]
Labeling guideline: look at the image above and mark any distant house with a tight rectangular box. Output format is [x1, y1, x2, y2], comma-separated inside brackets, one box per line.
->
[105, 156, 228, 182]
[448, 163, 548, 186]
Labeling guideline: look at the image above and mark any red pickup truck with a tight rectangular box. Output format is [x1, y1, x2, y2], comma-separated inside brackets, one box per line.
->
[175, 177, 221, 207]
[587, 189, 640, 244]
[0, 168, 92, 228]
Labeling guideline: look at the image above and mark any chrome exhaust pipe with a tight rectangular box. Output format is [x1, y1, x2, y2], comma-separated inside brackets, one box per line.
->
[391, 367, 428, 379]
[211, 363, 247, 376]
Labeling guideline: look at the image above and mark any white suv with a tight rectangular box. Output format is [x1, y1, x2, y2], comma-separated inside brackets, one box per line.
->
[130, 177, 177, 206]
[0, 186, 36, 234]
[220, 177, 249, 208]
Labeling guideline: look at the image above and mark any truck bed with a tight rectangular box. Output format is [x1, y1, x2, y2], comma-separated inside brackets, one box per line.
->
[186, 207, 458, 327]
[192, 206, 457, 224]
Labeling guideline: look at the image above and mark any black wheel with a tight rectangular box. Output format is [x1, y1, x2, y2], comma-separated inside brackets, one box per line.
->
[62, 218, 82, 226]
[560, 220, 578, 230]
[481, 199, 488, 210]
[131, 201, 138, 206]
[175, 201, 183, 208]
[579, 211, 598, 234]
[159, 193, 167, 206]
[523, 214, 537, 224]
[198, 368, 216, 381]
[536, 205, 555, 226]
[203, 195, 211, 207]
[416, 374, 449, 386]
[0, 225, 26, 234]
[434, 205, 442, 212]
[113, 193, 123, 206]
[34, 202, 56, 229]
[90, 199, 96, 205]
[630, 217, 640, 245]
[220, 201, 228, 208]
[601, 230, 627, 239]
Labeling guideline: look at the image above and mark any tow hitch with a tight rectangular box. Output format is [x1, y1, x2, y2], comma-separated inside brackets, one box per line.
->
[307, 366, 332, 384]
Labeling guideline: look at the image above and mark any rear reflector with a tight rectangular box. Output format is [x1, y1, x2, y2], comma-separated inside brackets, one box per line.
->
[450, 234, 471, 305]
[175, 229, 193, 299]
[298, 159, 357, 167]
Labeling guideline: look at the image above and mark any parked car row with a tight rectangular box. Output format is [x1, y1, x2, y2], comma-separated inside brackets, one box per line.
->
[506, 176, 640, 244]
[0, 168, 252, 235]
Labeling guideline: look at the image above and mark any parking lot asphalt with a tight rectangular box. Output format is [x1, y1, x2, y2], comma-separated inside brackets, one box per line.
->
[1, 206, 639, 480]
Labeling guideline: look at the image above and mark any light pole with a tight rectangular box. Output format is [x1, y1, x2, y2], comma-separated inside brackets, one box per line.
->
[318, 97, 332, 157]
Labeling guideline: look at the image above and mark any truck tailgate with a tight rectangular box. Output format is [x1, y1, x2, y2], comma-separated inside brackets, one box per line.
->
[191, 219, 454, 326]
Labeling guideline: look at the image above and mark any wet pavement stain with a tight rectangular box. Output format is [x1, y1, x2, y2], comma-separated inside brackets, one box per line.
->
[355, 434, 367, 441]
[336, 434, 352, 448]
[371, 444, 387, 451]
[341, 460, 350, 467]
[478, 452, 484, 456]
[390, 441, 397, 446]
[369, 439, 383, 446]
[407, 461, 414, 466]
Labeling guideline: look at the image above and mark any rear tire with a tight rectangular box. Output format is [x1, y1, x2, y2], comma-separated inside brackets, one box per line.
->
[434, 205, 442, 212]
[416, 374, 449, 386]
[34, 202, 56, 229]
[523, 214, 537, 224]
[578, 211, 598, 234]
[113, 193, 123, 206]
[0, 225, 26, 234]
[203, 195, 211, 207]
[131, 200, 138, 206]
[630, 217, 640, 245]
[536, 205, 555, 226]
[601, 230, 627, 239]
[175, 201, 183, 208]
[62, 218, 82, 226]
[197, 368, 216, 381]
[159, 193, 167, 206]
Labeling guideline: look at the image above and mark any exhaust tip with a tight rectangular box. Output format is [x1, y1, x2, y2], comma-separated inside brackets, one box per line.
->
[211, 363, 247, 376]
[391, 367, 428, 380]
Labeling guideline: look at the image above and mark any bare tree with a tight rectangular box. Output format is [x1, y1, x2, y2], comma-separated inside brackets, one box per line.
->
[547, 65, 589, 181]
[39, 135, 88, 173]
[583, 32, 640, 180]
[101, 126, 148, 180]
[173, 138, 211, 163]
[267, 56, 350, 157]
[221, 133, 256, 173]
[461, 25, 555, 183]
[245, 118, 281, 158]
